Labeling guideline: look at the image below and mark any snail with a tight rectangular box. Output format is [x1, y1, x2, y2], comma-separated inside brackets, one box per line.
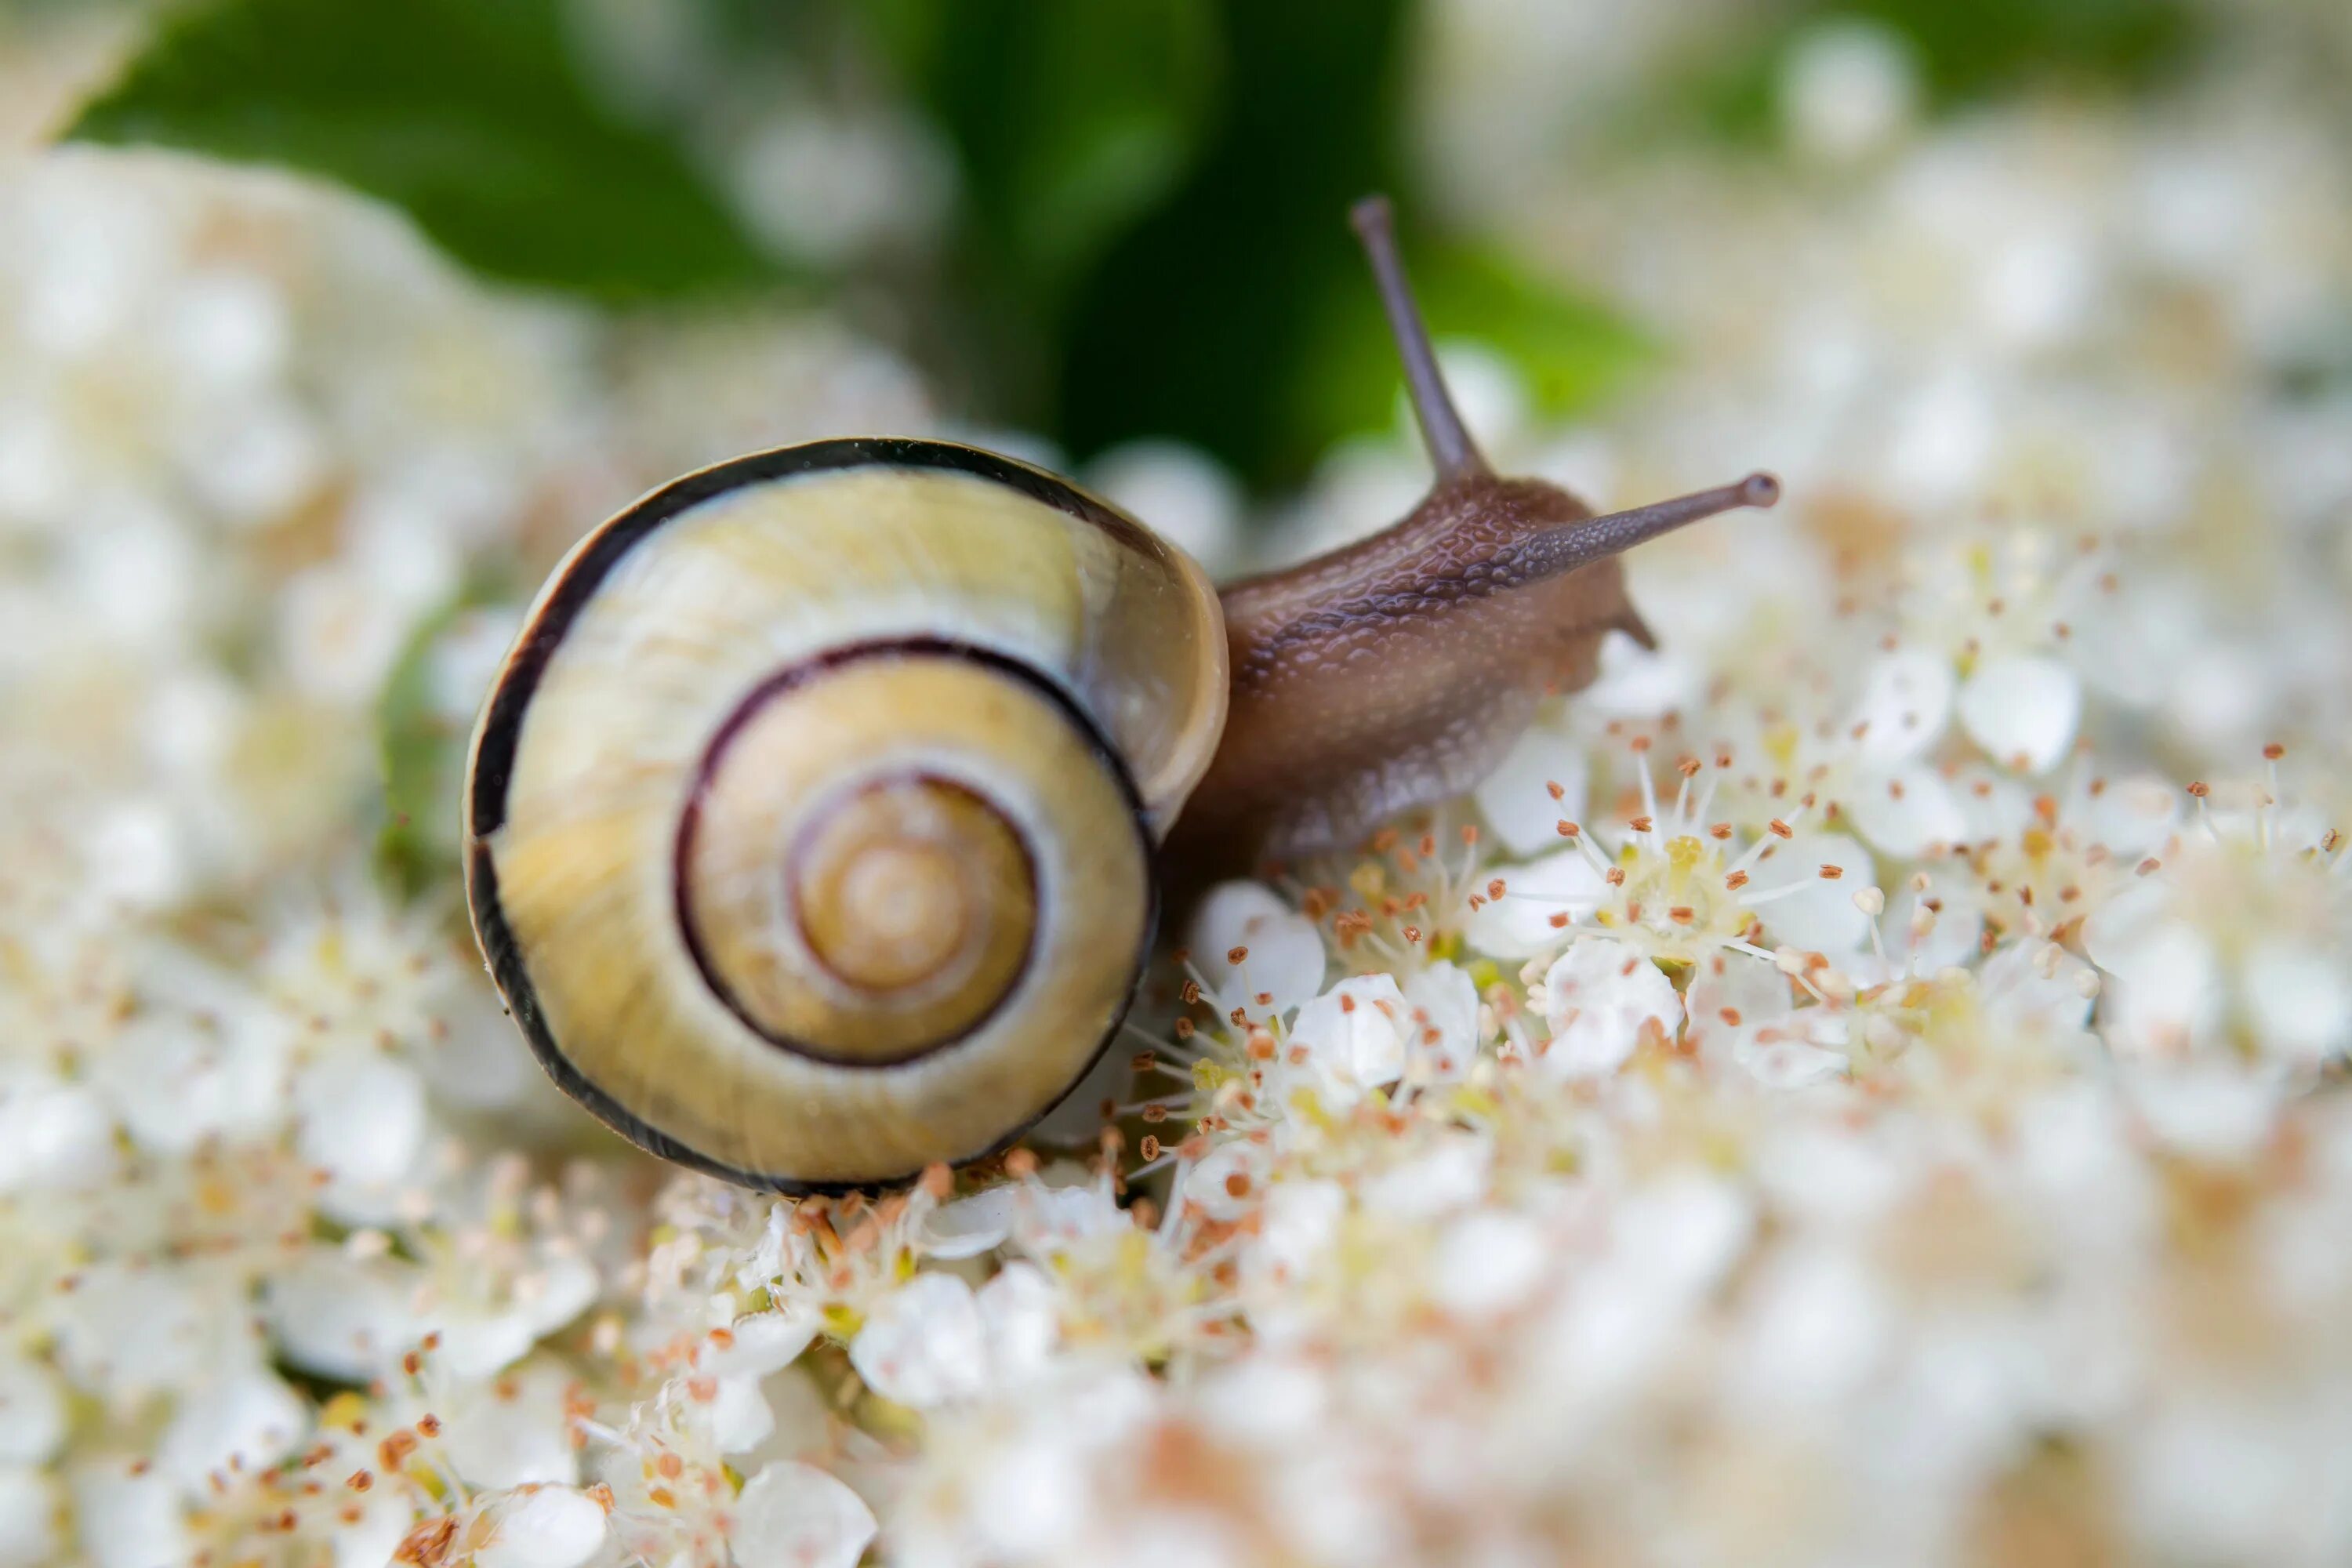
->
[464, 196, 1779, 1192]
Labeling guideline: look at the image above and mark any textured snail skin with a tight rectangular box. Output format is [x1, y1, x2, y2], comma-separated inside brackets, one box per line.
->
[1167, 198, 1777, 885]
[1171, 472, 1644, 879]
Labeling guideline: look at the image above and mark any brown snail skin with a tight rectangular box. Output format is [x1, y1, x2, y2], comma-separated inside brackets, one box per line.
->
[463, 194, 1778, 1193]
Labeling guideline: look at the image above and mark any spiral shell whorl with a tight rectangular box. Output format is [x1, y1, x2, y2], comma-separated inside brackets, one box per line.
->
[465, 439, 1224, 1190]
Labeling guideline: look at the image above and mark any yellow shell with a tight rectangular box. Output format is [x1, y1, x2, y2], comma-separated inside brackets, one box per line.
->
[464, 440, 1229, 1189]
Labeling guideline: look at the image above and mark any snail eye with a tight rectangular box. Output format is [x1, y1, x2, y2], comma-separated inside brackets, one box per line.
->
[465, 442, 1227, 1190]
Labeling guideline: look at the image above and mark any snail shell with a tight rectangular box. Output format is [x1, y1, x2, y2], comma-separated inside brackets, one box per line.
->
[465, 438, 1229, 1190]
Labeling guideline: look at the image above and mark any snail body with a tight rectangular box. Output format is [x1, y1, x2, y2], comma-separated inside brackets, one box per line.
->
[466, 198, 1777, 1190]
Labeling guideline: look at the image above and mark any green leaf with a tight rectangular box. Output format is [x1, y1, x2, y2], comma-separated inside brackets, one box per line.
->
[65, 0, 778, 301]
[1683, 0, 2201, 143]
[877, 0, 1220, 306]
[1050, 0, 1650, 488]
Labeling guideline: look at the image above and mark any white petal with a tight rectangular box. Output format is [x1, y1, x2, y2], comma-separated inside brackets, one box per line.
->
[1748, 833, 1876, 953]
[2241, 943, 2352, 1064]
[71, 1460, 188, 1568]
[1684, 956, 1795, 1069]
[924, 1189, 1018, 1260]
[158, 1370, 307, 1493]
[1472, 724, 1588, 856]
[263, 1249, 419, 1383]
[0, 1078, 115, 1193]
[849, 1272, 988, 1410]
[1464, 848, 1608, 957]
[1429, 1211, 1548, 1316]
[1847, 647, 1954, 766]
[1978, 941, 2097, 1036]
[1283, 975, 1410, 1105]
[713, 1312, 820, 1381]
[1846, 764, 1967, 858]
[1538, 938, 1681, 1078]
[1185, 882, 1325, 1017]
[1951, 766, 2036, 841]
[1359, 1137, 1492, 1221]
[1181, 1139, 1269, 1222]
[0, 1354, 64, 1465]
[473, 1484, 608, 1568]
[296, 1054, 426, 1191]
[710, 1374, 778, 1455]
[441, 1358, 578, 1488]
[978, 1262, 1060, 1386]
[1246, 1179, 1347, 1289]
[55, 1267, 236, 1396]
[2127, 1064, 2284, 1161]
[0, 1465, 56, 1568]
[2099, 920, 2223, 1056]
[1402, 961, 1481, 1083]
[2082, 773, 2181, 856]
[106, 1007, 289, 1158]
[1735, 1032, 1849, 1089]
[1958, 655, 2081, 774]
[1886, 885, 1982, 977]
[731, 1461, 878, 1568]
[331, 1488, 416, 1568]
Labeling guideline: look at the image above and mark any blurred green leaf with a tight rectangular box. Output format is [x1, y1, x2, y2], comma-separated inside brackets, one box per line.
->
[65, 0, 779, 300]
[1052, 0, 1650, 488]
[1689, 0, 2201, 143]
[878, 0, 1220, 305]
[1834, 0, 2198, 103]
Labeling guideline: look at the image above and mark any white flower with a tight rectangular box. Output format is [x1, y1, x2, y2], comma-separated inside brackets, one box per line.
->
[730, 1461, 878, 1568]
[1748, 832, 1876, 953]
[978, 1263, 1061, 1388]
[472, 1484, 609, 1568]
[1686, 955, 1846, 1088]
[263, 1248, 419, 1382]
[1430, 1210, 1550, 1317]
[53, 1265, 249, 1399]
[1536, 938, 1680, 1077]
[71, 1457, 188, 1568]
[1472, 723, 1588, 855]
[1846, 763, 1968, 857]
[925, 1177, 1127, 1261]
[1182, 1138, 1273, 1223]
[440, 1356, 581, 1487]
[1403, 960, 1482, 1083]
[1847, 647, 1954, 767]
[0, 1076, 114, 1192]
[157, 1370, 307, 1493]
[295, 1052, 427, 1194]
[849, 1272, 991, 1410]
[0, 1355, 64, 1466]
[1958, 654, 2082, 774]
[1283, 974, 1411, 1105]
[1464, 846, 1607, 956]
[1358, 1135, 1493, 1221]
[1781, 20, 1918, 162]
[1186, 880, 1326, 1018]
[0, 1465, 56, 1568]
[1246, 1178, 1347, 1290]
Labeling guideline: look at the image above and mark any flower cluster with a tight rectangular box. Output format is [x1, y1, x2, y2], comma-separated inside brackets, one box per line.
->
[3, 4, 2352, 1566]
